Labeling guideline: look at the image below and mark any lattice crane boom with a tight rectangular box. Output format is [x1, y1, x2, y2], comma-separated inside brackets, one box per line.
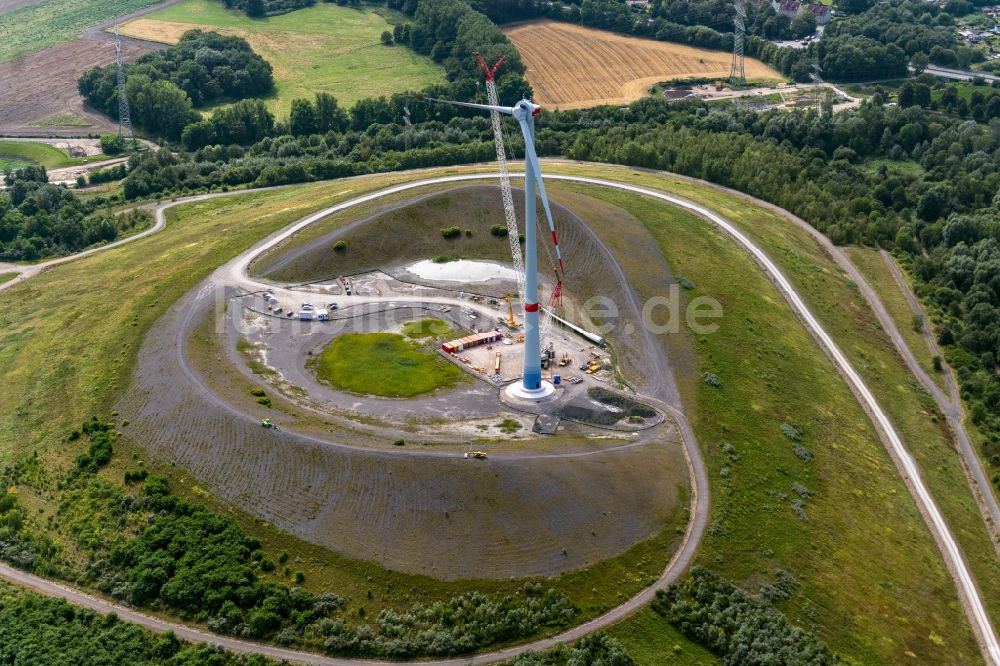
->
[475, 54, 526, 307]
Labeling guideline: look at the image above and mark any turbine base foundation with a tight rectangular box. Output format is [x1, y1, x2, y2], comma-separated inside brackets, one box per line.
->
[504, 380, 556, 403]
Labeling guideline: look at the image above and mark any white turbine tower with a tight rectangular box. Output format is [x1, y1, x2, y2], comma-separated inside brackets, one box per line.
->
[426, 71, 563, 401]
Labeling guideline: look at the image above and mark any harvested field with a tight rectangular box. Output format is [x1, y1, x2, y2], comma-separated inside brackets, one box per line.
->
[503, 20, 782, 109]
[0, 37, 155, 133]
[0, 0, 163, 64]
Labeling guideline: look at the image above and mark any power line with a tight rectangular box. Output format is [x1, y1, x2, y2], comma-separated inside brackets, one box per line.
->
[730, 0, 747, 83]
[114, 24, 135, 148]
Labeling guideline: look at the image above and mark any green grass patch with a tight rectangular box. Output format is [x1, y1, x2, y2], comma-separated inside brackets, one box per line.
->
[932, 81, 997, 103]
[0, 0, 162, 64]
[497, 418, 521, 434]
[140, 0, 446, 116]
[846, 247, 945, 391]
[401, 318, 451, 339]
[0, 141, 106, 170]
[30, 114, 93, 128]
[313, 332, 465, 398]
[859, 157, 925, 177]
[0, 273, 19, 284]
[605, 607, 718, 665]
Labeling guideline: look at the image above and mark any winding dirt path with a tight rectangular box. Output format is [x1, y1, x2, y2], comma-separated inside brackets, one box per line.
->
[1, 168, 998, 664]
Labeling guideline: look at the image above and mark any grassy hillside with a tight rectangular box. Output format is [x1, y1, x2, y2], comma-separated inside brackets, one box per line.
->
[0, 167, 689, 645]
[119, 0, 445, 116]
[847, 247, 946, 390]
[548, 180, 980, 663]
[0, 0, 161, 64]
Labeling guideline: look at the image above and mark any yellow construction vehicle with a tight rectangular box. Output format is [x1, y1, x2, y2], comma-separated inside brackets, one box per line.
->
[495, 351, 501, 373]
[505, 293, 519, 329]
[558, 353, 571, 367]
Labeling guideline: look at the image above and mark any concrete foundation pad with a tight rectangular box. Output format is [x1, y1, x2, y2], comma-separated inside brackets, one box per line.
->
[505, 380, 557, 403]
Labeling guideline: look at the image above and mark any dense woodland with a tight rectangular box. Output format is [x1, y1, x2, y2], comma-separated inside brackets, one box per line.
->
[79, 30, 274, 140]
[0, 584, 273, 665]
[0, 166, 149, 260]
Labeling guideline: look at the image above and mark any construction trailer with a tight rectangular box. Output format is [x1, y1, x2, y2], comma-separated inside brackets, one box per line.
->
[442, 330, 502, 354]
[297, 310, 314, 321]
[316, 308, 330, 321]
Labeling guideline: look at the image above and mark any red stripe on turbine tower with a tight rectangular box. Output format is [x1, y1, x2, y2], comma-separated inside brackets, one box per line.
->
[525, 303, 540, 313]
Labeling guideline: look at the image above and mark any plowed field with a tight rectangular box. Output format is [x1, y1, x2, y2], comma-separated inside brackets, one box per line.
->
[503, 20, 782, 109]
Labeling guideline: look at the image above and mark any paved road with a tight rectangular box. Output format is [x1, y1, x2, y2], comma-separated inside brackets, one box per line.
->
[919, 64, 1000, 84]
[2, 169, 999, 664]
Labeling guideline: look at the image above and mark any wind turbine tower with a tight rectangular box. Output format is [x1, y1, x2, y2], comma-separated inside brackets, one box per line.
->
[114, 24, 135, 147]
[427, 57, 565, 401]
[729, 0, 747, 84]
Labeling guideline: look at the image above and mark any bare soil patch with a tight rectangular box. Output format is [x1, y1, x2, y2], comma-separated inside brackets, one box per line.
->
[503, 20, 782, 109]
[0, 36, 155, 133]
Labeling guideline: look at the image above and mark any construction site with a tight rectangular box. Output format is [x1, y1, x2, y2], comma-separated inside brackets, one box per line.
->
[91, 53, 693, 587]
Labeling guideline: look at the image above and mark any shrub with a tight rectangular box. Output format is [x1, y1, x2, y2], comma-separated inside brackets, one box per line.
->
[333, 240, 348, 252]
[249, 387, 267, 397]
[440, 226, 461, 239]
[123, 469, 148, 484]
[392, 439, 405, 446]
[380, 30, 393, 45]
[99, 134, 122, 155]
[490, 224, 508, 238]
[256, 396, 272, 407]
[653, 567, 836, 664]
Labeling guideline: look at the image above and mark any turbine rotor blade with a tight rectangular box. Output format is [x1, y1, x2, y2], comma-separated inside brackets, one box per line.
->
[517, 117, 557, 251]
[421, 96, 514, 116]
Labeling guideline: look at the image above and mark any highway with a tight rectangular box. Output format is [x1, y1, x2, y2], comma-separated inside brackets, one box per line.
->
[0, 168, 997, 664]
[918, 64, 1000, 84]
